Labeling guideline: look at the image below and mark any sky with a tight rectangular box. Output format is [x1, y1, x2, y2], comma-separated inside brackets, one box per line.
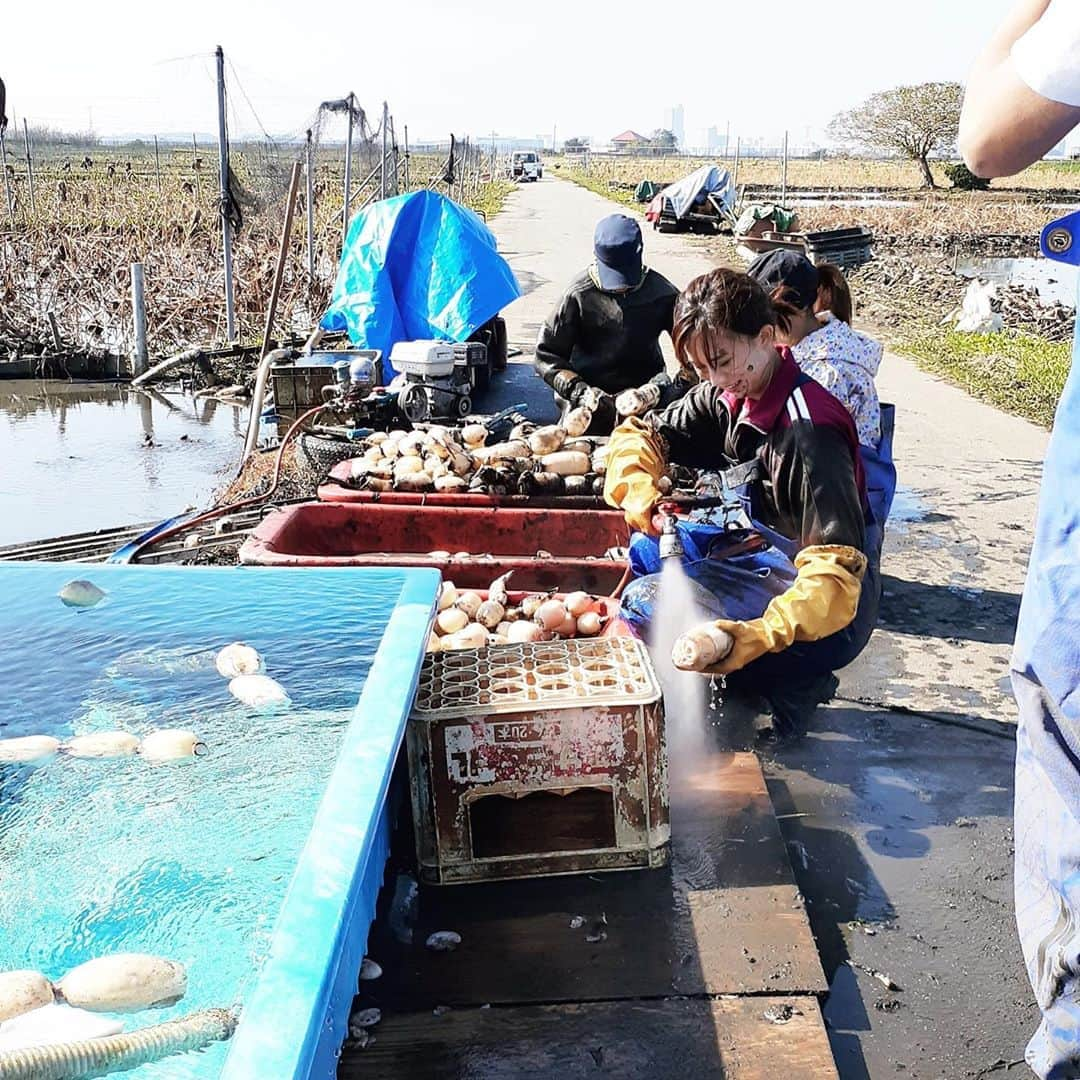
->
[2, 0, 1020, 148]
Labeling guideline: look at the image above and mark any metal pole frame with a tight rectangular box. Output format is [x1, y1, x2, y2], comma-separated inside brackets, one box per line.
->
[305, 128, 315, 280]
[781, 130, 789, 206]
[22, 119, 35, 215]
[733, 137, 741, 193]
[131, 262, 149, 376]
[404, 124, 410, 191]
[154, 135, 162, 195]
[215, 46, 237, 342]
[343, 92, 354, 245]
[0, 130, 13, 221]
[380, 102, 388, 199]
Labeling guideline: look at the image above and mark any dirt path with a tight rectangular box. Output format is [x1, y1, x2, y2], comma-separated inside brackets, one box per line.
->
[489, 176, 1046, 1078]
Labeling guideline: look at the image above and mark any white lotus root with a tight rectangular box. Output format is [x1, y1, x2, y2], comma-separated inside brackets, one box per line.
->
[0, 735, 61, 763]
[56, 954, 187, 1014]
[0, 970, 55, 1022]
[435, 475, 468, 492]
[215, 642, 263, 679]
[475, 599, 506, 630]
[564, 407, 593, 438]
[442, 623, 489, 651]
[139, 729, 206, 762]
[461, 424, 487, 447]
[541, 450, 590, 476]
[454, 591, 483, 620]
[58, 580, 106, 609]
[528, 426, 566, 456]
[672, 625, 735, 671]
[564, 591, 592, 617]
[438, 581, 459, 611]
[425, 931, 462, 952]
[435, 607, 469, 636]
[66, 731, 141, 759]
[507, 621, 543, 644]
[228, 673, 290, 710]
[534, 599, 569, 632]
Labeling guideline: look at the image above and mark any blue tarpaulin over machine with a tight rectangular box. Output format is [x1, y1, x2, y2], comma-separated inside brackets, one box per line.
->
[321, 190, 521, 374]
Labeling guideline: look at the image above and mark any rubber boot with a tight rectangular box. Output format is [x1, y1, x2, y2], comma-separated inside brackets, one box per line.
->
[758, 672, 840, 743]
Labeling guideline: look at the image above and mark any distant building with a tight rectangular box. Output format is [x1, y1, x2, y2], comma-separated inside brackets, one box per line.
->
[665, 105, 685, 148]
[611, 129, 651, 154]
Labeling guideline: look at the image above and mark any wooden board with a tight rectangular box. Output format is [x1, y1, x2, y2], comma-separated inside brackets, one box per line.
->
[342, 996, 838, 1080]
[365, 751, 826, 1008]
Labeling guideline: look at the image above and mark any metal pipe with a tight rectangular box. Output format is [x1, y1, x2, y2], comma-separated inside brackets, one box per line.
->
[237, 347, 293, 473]
[380, 101, 388, 198]
[343, 92, 354, 245]
[781, 130, 788, 206]
[305, 128, 315, 279]
[22, 118, 35, 215]
[239, 161, 303, 468]
[0, 129, 13, 221]
[404, 124, 410, 190]
[131, 262, 148, 376]
[192, 133, 200, 202]
[733, 136, 741, 192]
[215, 45, 237, 342]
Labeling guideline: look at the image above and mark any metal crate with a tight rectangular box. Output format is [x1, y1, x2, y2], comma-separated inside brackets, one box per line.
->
[406, 637, 669, 884]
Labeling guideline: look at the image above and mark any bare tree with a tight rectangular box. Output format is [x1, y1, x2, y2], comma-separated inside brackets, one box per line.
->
[829, 82, 963, 188]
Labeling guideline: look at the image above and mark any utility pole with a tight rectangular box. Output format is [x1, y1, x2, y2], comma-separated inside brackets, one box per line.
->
[305, 129, 315, 279]
[343, 92, 354, 245]
[215, 45, 237, 342]
[380, 101, 388, 199]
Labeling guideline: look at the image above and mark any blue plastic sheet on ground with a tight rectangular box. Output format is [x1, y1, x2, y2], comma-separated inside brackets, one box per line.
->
[321, 190, 521, 374]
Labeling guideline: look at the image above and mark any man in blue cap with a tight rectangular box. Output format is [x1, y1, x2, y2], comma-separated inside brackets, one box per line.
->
[534, 213, 686, 433]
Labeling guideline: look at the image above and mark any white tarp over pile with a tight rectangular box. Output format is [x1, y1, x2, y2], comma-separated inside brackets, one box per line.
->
[661, 165, 735, 220]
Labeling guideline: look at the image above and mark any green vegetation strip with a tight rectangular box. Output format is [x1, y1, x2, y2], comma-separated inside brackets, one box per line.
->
[468, 180, 517, 221]
[899, 329, 1071, 429]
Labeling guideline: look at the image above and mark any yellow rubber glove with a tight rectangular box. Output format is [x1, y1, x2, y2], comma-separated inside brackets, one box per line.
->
[673, 545, 868, 676]
[603, 417, 666, 534]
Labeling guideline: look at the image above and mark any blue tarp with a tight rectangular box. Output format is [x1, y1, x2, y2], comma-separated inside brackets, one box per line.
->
[321, 190, 521, 374]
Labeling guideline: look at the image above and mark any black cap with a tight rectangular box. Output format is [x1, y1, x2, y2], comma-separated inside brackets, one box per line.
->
[747, 249, 819, 309]
[593, 214, 643, 290]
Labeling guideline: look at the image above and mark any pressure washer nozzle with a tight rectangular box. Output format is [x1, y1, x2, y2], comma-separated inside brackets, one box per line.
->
[658, 514, 685, 560]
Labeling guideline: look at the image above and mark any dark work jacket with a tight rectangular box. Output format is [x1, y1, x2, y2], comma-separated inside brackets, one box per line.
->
[650, 347, 868, 554]
[534, 266, 682, 398]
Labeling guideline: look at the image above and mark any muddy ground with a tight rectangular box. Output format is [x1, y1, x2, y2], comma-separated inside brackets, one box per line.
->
[489, 176, 1048, 1077]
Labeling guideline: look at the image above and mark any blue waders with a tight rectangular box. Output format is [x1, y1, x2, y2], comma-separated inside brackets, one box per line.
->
[1013, 214, 1080, 1079]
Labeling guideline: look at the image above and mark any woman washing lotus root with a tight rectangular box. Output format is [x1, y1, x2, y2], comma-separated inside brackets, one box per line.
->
[604, 268, 881, 735]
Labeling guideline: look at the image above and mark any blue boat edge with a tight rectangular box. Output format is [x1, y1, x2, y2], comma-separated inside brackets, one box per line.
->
[218, 567, 440, 1079]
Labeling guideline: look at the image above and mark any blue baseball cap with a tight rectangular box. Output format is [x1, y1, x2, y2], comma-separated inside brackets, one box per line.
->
[593, 214, 643, 290]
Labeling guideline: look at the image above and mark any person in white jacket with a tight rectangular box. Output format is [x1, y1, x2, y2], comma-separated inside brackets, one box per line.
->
[748, 251, 882, 448]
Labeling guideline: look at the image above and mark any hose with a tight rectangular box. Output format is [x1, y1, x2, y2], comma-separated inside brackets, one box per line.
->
[0, 1007, 237, 1079]
[238, 346, 294, 473]
[126, 403, 328, 562]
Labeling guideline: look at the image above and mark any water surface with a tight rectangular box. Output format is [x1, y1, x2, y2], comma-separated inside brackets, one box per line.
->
[0, 382, 247, 546]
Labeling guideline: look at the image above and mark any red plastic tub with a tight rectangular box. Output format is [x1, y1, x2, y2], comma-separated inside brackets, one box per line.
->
[239, 502, 631, 593]
[318, 460, 608, 510]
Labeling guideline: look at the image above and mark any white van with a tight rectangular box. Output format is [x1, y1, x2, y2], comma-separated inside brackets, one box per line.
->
[510, 151, 543, 182]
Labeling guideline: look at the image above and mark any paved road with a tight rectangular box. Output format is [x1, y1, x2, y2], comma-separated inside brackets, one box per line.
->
[486, 175, 1046, 1078]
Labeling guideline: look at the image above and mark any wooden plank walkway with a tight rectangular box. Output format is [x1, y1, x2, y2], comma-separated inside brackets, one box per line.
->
[342, 750, 836, 1078]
